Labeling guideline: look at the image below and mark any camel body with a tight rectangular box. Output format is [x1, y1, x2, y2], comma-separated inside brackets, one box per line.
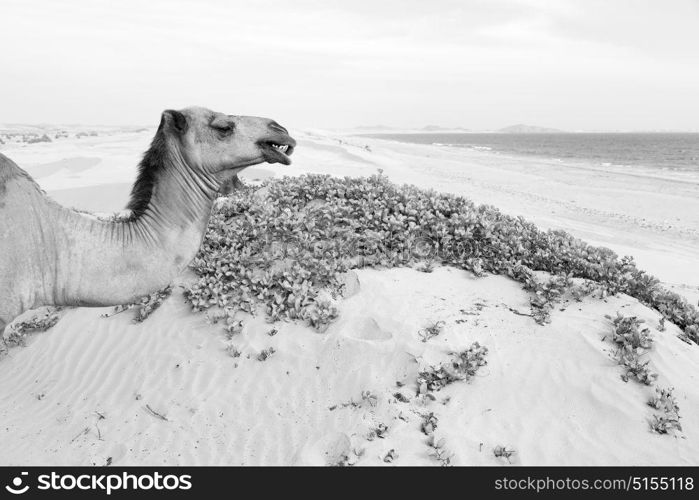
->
[0, 154, 206, 329]
[0, 107, 295, 333]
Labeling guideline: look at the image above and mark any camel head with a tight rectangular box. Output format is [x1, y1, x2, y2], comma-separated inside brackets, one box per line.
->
[160, 106, 296, 177]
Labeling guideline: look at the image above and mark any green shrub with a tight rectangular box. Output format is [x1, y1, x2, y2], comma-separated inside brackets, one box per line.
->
[257, 347, 276, 361]
[421, 412, 439, 435]
[417, 342, 489, 393]
[427, 435, 453, 466]
[184, 174, 699, 340]
[650, 414, 682, 434]
[648, 387, 680, 414]
[103, 286, 172, 323]
[3, 308, 61, 346]
[648, 387, 682, 434]
[419, 321, 445, 342]
[493, 445, 516, 463]
[606, 313, 657, 385]
[608, 313, 654, 350]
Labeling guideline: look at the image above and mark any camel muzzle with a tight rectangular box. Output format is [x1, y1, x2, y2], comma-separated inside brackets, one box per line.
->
[258, 125, 296, 165]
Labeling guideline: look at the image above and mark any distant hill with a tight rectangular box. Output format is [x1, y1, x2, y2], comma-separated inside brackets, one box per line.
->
[498, 124, 567, 134]
[421, 125, 470, 132]
[354, 125, 470, 133]
[353, 125, 395, 131]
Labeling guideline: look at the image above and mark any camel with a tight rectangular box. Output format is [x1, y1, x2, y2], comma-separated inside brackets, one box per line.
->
[0, 106, 296, 334]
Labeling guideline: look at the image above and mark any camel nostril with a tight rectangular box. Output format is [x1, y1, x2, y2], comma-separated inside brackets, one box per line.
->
[269, 121, 288, 135]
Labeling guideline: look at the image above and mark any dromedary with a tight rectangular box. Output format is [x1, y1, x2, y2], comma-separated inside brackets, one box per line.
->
[0, 107, 296, 333]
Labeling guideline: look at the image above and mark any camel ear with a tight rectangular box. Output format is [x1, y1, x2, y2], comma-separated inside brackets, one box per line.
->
[161, 109, 188, 135]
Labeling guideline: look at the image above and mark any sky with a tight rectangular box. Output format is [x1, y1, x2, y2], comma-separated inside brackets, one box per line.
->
[1, 0, 698, 131]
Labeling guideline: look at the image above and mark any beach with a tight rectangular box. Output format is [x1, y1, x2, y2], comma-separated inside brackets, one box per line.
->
[1, 129, 698, 465]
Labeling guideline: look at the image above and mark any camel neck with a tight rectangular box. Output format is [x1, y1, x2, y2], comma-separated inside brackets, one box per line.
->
[129, 146, 219, 247]
[43, 149, 221, 308]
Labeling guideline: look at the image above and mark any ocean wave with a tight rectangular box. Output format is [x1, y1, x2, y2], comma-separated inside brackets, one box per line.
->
[430, 142, 493, 151]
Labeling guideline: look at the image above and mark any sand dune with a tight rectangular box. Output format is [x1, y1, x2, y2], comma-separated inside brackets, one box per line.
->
[1, 268, 697, 465]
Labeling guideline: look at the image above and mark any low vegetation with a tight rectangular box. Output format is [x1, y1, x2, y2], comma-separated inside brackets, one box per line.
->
[103, 286, 172, 323]
[183, 173, 699, 342]
[26, 134, 52, 144]
[256, 347, 276, 362]
[493, 445, 516, 463]
[2, 308, 61, 348]
[427, 435, 453, 466]
[606, 313, 657, 385]
[417, 342, 489, 393]
[418, 321, 445, 342]
[647, 387, 682, 434]
[605, 314, 683, 435]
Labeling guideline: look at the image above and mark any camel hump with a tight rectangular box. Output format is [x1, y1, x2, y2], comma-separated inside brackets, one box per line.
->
[0, 153, 23, 182]
[0, 153, 38, 192]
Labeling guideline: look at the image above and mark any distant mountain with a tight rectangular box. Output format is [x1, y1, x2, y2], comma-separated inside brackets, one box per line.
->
[353, 125, 396, 131]
[354, 125, 470, 133]
[421, 125, 470, 132]
[498, 124, 567, 134]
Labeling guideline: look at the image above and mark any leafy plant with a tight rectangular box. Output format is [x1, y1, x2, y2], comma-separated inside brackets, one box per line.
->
[416, 260, 436, 273]
[523, 272, 576, 324]
[226, 344, 241, 358]
[606, 313, 657, 385]
[417, 342, 488, 393]
[421, 412, 439, 435]
[182, 174, 699, 341]
[367, 423, 389, 440]
[4, 308, 61, 346]
[257, 347, 276, 361]
[648, 387, 679, 414]
[493, 445, 516, 463]
[383, 449, 398, 463]
[334, 390, 378, 410]
[650, 414, 682, 434]
[427, 435, 453, 466]
[648, 387, 682, 434]
[608, 313, 653, 350]
[618, 353, 657, 385]
[103, 286, 172, 323]
[419, 321, 445, 342]
[393, 392, 410, 403]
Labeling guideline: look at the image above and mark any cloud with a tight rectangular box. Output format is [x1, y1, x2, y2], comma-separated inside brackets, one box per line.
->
[0, 0, 697, 130]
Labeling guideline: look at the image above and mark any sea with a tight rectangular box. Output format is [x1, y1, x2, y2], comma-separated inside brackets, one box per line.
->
[363, 133, 699, 179]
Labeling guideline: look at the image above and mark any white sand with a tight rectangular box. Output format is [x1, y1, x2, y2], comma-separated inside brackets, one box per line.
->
[1, 268, 697, 465]
[1, 129, 698, 465]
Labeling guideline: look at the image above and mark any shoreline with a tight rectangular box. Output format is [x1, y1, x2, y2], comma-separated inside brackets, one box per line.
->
[357, 133, 699, 186]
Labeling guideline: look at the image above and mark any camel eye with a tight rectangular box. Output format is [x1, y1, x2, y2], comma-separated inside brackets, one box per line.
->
[217, 124, 234, 135]
[210, 118, 235, 135]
